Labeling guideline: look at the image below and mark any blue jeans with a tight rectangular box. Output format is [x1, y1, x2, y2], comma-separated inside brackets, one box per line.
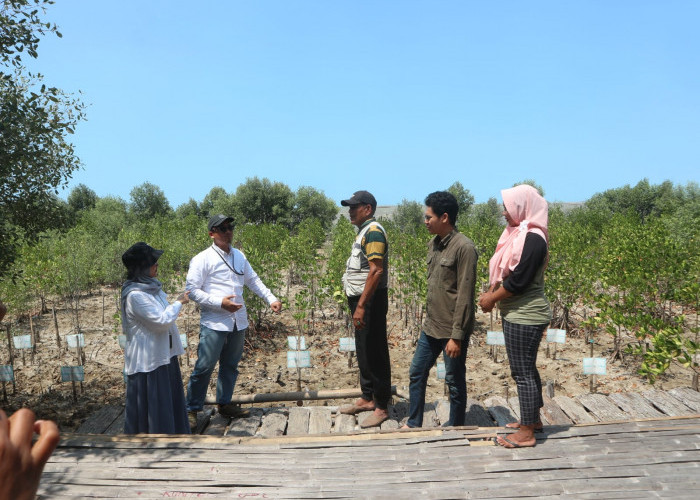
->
[406, 331, 468, 427]
[186, 325, 246, 412]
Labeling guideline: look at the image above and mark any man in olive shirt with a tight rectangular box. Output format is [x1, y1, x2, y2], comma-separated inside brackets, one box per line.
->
[403, 191, 478, 428]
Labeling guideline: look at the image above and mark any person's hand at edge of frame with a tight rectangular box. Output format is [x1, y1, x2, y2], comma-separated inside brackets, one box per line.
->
[0, 408, 60, 500]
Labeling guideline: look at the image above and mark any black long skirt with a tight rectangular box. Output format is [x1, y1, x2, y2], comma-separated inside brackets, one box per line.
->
[124, 356, 190, 434]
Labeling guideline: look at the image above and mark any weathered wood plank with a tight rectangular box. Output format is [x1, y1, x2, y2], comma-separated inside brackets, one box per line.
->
[608, 392, 665, 419]
[76, 405, 123, 434]
[577, 393, 627, 422]
[287, 406, 310, 435]
[642, 389, 694, 416]
[484, 395, 517, 426]
[668, 387, 700, 412]
[202, 412, 229, 436]
[258, 409, 288, 437]
[464, 399, 495, 427]
[103, 409, 126, 435]
[226, 408, 263, 437]
[553, 395, 597, 423]
[435, 399, 450, 425]
[333, 413, 356, 433]
[308, 407, 332, 434]
[541, 394, 573, 425]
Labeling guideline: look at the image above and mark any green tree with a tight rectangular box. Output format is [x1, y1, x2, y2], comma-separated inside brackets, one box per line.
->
[200, 186, 229, 217]
[291, 186, 338, 230]
[174, 198, 201, 219]
[233, 177, 294, 226]
[1, 0, 86, 272]
[129, 182, 172, 219]
[392, 199, 424, 235]
[67, 183, 98, 215]
[513, 179, 545, 197]
[447, 181, 475, 219]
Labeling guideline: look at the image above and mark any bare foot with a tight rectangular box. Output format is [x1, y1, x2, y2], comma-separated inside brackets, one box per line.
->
[505, 421, 543, 431]
[496, 429, 537, 448]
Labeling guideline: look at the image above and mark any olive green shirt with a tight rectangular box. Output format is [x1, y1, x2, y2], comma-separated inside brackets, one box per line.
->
[423, 230, 478, 341]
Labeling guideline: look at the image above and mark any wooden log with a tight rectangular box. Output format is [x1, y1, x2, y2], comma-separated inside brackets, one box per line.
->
[308, 407, 332, 434]
[608, 392, 664, 419]
[552, 395, 597, 423]
[206, 386, 398, 405]
[287, 407, 310, 435]
[484, 395, 517, 426]
[642, 389, 694, 416]
[577, 393, 627, 421]
[258, 409, 288, 438]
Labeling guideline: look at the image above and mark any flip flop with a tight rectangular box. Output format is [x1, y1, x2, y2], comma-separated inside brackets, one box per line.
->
[494, 435, 535, 449]
[505, 422, 544, 433]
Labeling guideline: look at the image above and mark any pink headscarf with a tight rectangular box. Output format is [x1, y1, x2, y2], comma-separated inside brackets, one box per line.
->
[488, 184, 549, 287]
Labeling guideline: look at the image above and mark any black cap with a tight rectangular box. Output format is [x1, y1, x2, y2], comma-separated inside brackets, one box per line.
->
[340, 190, 377, 208]
[122, 242, 163, 270]
[207, 214, 234, 231]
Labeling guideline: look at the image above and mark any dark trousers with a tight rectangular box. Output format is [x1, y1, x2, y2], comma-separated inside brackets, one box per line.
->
[406, 331, 469, 428]
[503, 319, 548, 426]
[347, 288, 391, 409]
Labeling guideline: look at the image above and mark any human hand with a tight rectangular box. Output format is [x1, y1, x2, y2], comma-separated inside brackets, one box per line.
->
[270, 301, 282, 313]
[478, 292, 494, 313]
[176, 291, 190, 305]
[221, 295, 242, 313]
[0, 408, 60, 500]
[352, 305, 365, 329]
[444, 339, 461, 358]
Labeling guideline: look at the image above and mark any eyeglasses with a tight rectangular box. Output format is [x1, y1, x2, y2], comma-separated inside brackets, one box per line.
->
[216, 225, 233, 233]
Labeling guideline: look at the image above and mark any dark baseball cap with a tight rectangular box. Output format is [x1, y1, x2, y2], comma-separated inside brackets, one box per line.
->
[207, 214, 234, 231]
[340, 190, 377, 208]
[122, 242, 163, 270]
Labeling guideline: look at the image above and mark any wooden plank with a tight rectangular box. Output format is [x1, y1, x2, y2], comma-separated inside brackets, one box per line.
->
[577, 393, 627, 421]
[77, 405, 124, 434]
[103, 410, 126, 435]
[541, 394, 573, 425]
[642, 389, 694, 416]
[202, 412, 229, 436]
[258, 409, 287, 438]
[190, 407, 214, 435]
[308, 407, 332, 434]
[435, 399, 450, 425]
[226, 408, 263, 437]
[464, 399, 495, 427]
[484, 395, 517, 426]
[608, 392, 664, 419]
[422, 402, 439, 428]
[333, 413, 356, 433]
[667, 387, 700, 413]
[286, 407, 309, 435]
[553, 395, 596, 424]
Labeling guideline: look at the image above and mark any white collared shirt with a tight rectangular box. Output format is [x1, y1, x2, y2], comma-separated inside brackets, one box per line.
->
[123, 290, 184, 375]
[186, 244, 278, 331]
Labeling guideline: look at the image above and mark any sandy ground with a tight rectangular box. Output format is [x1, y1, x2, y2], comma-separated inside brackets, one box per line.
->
[0, 287, 694, 431]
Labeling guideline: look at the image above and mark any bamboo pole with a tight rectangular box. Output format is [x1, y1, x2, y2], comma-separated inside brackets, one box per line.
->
[205, 386, 402, 405]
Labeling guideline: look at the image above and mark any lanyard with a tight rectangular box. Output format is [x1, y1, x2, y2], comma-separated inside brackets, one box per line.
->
[211, 246, 244, 276]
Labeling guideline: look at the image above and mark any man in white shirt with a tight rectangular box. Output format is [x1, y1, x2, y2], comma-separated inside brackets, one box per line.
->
[185, 214, 282, 428]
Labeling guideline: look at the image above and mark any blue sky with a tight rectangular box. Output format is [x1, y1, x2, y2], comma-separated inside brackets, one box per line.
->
[27, 1, 699, 207]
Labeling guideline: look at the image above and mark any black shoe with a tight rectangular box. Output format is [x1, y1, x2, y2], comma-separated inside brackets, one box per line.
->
[217, 403, 250, 418]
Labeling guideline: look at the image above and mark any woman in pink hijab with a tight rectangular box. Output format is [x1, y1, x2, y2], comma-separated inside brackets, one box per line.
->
[479, 184, 552, 448]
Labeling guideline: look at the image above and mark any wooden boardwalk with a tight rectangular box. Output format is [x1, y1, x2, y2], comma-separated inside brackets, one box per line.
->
[41, 415, 700, 498]
[76, 386, 700, 437]
[33, 387, 700, 498]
